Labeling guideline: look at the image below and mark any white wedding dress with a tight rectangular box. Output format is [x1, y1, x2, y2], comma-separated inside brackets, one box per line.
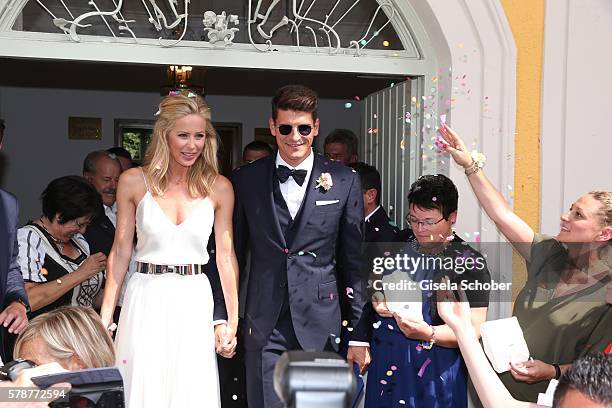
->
[114, 183, 219, 408]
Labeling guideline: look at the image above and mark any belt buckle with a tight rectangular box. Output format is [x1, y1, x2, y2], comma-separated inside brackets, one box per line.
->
[166, 265, 175, 274]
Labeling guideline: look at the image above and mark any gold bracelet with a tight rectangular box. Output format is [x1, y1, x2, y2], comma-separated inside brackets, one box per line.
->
[464, 160, 478, 176]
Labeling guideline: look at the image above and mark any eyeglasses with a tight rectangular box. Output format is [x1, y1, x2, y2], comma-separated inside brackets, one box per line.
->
[276, 124, 313, 136]
[72, 218, 91, 229]
[406, 215, 445, 229]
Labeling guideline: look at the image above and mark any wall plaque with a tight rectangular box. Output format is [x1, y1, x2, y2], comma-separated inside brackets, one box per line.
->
[69, 117, 102, 140]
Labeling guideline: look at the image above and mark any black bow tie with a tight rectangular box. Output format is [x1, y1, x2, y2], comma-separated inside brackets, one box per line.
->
[276, 165, 307, 186]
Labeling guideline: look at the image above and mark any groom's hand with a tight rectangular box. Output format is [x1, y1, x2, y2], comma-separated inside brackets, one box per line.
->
[347, 345, 371, 375]
[214, 323, 237, 358]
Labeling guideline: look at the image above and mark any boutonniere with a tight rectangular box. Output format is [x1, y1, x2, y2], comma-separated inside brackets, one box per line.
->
[315, 172, 333, 191]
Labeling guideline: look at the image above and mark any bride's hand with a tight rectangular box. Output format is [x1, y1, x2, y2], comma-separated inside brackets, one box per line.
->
[438, 125, 473, 168]
[215, 323, 237, 358]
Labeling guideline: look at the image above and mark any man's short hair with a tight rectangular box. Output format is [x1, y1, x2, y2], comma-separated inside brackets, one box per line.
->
[271, 85, 318, 121]
[244, 141, 274, 156]
[407, 174, 458, 219]
[350, 162, 382, 205]
[324, 129, 358, 159]
[553, 353, 612, 407]
[107, 146, 133, 161]
[83, 150, 117, 175]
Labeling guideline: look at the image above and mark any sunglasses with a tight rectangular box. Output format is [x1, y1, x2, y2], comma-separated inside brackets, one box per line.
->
[276, 124, 313, 136]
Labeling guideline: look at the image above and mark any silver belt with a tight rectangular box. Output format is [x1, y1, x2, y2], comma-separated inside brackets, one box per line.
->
[136, 262, 206, 276]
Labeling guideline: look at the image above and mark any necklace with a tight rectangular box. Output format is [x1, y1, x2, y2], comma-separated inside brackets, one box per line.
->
[38, 218, 66, 252]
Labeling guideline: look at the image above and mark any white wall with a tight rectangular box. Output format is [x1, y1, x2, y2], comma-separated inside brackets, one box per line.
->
[0, 86, 360, 223]
[541, 0, 612, 234]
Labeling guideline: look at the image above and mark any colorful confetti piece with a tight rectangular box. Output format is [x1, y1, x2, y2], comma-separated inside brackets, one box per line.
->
[417, 358, 432, 377]
[344, 102, 352, 109]
[346, 287, 354, 299]
[383, 40, 390, 47]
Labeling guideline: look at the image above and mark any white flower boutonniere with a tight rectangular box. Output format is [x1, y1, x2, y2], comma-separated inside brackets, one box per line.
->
[315, 172, 333, 191]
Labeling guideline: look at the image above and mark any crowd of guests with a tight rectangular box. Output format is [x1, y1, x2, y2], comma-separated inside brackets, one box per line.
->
[0, 84, 610, 408]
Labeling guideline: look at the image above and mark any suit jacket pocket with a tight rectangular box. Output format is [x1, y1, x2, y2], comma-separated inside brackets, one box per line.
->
[318, 280, 338, 300]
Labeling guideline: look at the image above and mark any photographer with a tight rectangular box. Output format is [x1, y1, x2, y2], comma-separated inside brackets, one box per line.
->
[1, 306, 114, 406]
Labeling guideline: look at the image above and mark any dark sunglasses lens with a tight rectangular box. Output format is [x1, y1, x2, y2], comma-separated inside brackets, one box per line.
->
[278, 125, 292, 135]
[298, 125, 312, 136]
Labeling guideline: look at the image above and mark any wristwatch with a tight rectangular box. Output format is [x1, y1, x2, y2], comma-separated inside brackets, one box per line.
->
[0, 359, 37, 381]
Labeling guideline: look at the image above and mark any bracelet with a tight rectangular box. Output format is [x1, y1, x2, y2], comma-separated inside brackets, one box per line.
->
[420, 324, 436, 350]
[464, 160, 480, 176]
[553, 363, 561, 380]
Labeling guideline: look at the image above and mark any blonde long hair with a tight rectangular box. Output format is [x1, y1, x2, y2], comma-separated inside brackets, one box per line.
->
[143, 92, 219, 198]
[14, 306, 115, 368]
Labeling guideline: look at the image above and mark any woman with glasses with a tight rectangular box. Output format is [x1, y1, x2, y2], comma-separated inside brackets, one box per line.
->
[439, 124, 611, 403]
[365, 174, 491, 408]
[17, 176, 106, 319]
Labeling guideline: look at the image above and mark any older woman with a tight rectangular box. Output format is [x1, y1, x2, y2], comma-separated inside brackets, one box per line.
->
[439, 125, 611, 402]
[17, 176, 106, 318]
[366, 174, 491, 408]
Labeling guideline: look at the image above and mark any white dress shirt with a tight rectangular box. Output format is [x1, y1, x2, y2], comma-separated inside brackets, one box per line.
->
[104, 203, 117, 227]
[364, 205, 381, 223]
[276, 150, 314, 219]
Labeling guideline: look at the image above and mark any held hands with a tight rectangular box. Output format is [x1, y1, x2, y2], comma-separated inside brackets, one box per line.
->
[0, 301, 28, 334]
[438, 125, 473, 168]
[510, 359, 556, 384]
[80, 252, 107, 278]
[214, 323, 237, 358]
[347, 346, 371, 376]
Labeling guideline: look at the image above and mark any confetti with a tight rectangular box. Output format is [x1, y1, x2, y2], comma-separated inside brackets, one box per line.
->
[440, 114, 447, 124]
[386, 370, 393, 376]
[387, 324, 394, 330]
[374, 113, 378, 118]
[335, 337, 341, 344]
[360, 39, 367, 46]
[232, 395, 238, 401]
[346, 287, 355, 299]
[41, 267, 48, 276]
[380, 379, 388, 385]
[390, 83, 395, 87]
[354, 96, 361, 101]
[507, 185, 513, 190]
[122, 359, 127, 364]
[383, 40, 390, 47]
[400, 140, 406, 150]
[432, 196, 437, 201]
[344, 102, 352, 109]
[298, 251, 304, 256]
[391, 365, 397, 371]
[373, 128, 379, 134]
[342, 320, 348, 327]
[417, 358, 432, 377]
[432, 76, 438, 82]
[399, 401, 406, 405]
[373, 321, 382, 329]
[368, 128, 373, 134]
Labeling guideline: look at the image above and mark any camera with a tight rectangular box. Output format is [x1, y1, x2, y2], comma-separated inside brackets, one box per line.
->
[31, 367, 125, 408]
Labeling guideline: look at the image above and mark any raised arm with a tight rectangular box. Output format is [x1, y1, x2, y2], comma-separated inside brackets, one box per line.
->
[100, 168, 140, 328]
[437, 287, 542, 408]
[211, 176, 239, 339]
[439, 125, 534, 260]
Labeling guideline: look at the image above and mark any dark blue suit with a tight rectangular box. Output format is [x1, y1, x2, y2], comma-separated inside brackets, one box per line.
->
[0, 189, 29, 362]
[232, 154, 368, 407]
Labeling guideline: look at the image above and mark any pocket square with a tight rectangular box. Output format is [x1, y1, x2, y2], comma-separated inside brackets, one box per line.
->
[316, 200, 340, 206]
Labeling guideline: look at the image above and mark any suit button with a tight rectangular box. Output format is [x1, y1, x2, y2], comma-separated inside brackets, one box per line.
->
[283, 248, 289, 254]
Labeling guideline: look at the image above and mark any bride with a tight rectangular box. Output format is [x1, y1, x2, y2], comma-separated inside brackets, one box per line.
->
[100, 91, 239, 407]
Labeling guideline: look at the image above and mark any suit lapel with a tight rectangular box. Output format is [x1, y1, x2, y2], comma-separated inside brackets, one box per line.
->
[289, 155, 329, 249]
[264, 157, 287, 248]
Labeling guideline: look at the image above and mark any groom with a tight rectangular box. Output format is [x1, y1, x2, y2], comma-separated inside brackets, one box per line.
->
[232, 85, 371, 407]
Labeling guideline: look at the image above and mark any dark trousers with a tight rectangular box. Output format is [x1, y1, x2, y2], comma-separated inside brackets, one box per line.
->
[244, 296, 337, 408]
[218, 327, 248, 407]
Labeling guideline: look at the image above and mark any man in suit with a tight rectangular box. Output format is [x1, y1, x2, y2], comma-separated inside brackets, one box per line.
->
[83, 150, 122, 255]
[349, 162, 399, 242]
[324, 128, 359, 165]
[0, 119, 29, 363]
[232, 85, 370, 407]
